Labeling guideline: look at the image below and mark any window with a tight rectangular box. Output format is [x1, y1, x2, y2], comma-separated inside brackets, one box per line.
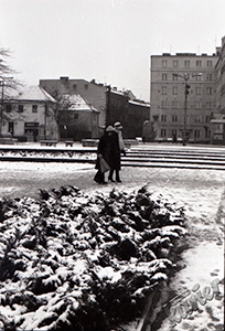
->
[73, 84, 77, 91]
[84, 84, 88, 90]
[172, 86, 178, 95]
[196, 60, 202, 67]
[196, 87, 201, 95]
[172, 115, 178, 122]
[194, 130, 200, 138]
[5, 104, 12, 113]
[172, 100, 178, 108]
[184, 60, 190, 67]
[18, 104, 24, 113]
[206, 74, 212, 81]
[206, 101, 212, 109]
[195, 101, 201, 109]
[205, 129, 211, 138]
[173, 75, 178, 81]
[205, 115, 211, 122]
[74, 114, 79, 119]
[172, 129, 177, 136]
[161, 115, 167, 122]
[162, 60, 167, 67]
[173, 60, 178, 67]
[162, 86, 167, 95]
[161, 129, 167, 137]
[195, 116, 201, 123]
[206, 87, 213, 95]
[32, 105, 38, 113]
[162, 73, 167, 81]
[196, 75, 202, 81]
[161, 100, 167, 108]
[207, 60, 212, 67]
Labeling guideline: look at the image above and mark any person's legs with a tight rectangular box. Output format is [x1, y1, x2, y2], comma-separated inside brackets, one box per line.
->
[108, 170, 115, 182]
[116, 170, 122, 182]
[94, 170, 106, 183]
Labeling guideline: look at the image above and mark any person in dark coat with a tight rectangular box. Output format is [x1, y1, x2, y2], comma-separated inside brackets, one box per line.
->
[94, 126, 114, 184]
[94, 125, 122, 183]
[108, 126, 122, 183]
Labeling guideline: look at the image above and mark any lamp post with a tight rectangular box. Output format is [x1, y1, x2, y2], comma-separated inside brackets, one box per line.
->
[0, 79, 6, 136]
[173, 73, 201, 146]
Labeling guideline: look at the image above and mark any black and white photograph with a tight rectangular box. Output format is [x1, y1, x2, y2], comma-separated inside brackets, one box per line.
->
[0, 0, 224, 330]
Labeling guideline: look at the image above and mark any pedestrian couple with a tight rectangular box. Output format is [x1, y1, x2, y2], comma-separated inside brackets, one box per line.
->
[94, 122, 126, 184]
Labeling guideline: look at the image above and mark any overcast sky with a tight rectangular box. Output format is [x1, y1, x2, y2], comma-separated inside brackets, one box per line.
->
[0, 0, 225, 101]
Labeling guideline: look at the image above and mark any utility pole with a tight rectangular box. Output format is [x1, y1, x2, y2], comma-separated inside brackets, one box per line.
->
[106, 85, 111, 126]
[173, 73, 201, 146]
[0, 80, 4, 136]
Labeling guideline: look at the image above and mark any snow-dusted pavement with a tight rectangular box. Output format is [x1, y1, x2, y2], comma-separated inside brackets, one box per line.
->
[0, 162, 224, 331]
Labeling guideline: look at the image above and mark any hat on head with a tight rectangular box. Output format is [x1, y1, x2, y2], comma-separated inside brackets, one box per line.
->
[114, 121, 123, 129]
[106, 125, 115, 132]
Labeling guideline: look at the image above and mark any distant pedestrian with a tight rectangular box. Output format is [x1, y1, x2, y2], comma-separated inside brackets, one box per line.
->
[172, 132, 177, 144]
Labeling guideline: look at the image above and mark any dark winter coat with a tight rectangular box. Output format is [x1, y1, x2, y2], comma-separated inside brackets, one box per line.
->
[96, 131, 121, 171]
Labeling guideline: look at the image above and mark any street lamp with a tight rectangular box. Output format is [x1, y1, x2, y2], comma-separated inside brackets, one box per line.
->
[173, 73, 202, 146]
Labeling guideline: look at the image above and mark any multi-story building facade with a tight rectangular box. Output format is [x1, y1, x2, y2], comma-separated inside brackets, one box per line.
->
[212, 37, 225, 143]
[150, 52, 218, 143]
[107, 87, 150, 139]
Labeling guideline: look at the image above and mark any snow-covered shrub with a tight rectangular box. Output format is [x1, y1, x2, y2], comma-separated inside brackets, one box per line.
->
[0, 185, 187, 331]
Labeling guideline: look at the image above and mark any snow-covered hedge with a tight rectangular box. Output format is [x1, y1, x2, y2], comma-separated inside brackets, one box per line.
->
[0, 149, 96, 162]
[0, 186, 187, 331]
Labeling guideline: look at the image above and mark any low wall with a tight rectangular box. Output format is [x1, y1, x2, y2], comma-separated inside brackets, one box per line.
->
[0, 138, 18, 145]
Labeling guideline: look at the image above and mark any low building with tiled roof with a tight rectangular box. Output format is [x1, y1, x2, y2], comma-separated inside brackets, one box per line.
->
[58, 94, 100, 140]
[1, 85, 58, 141]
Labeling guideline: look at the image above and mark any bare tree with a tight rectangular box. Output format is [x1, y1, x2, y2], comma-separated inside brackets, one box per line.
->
[0, 47, 21, 135]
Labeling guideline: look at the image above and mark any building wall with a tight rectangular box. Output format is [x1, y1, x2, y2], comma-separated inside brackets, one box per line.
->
[108, 90, 150, 139]
[2, 101, 58, 141]
[128, 101, 150, 138]
[39, 78, 107, 130]
[150, 53, 218, 142]
[108, 90, 129, 132]
[58, 110, 98, 140]
[215, 37, 225, 114]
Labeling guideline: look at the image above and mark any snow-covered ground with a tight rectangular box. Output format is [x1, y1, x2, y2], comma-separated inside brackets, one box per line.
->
[0, 161, 224, 330]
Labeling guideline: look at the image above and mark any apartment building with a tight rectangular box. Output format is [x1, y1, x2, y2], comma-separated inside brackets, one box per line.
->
[150, 52, 218, 143]
[212, 36, 225, 143]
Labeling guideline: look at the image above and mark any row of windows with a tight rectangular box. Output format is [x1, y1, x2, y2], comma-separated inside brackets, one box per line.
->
[161, 86, 213, 95]
[161, 59, 213, 68]
[161, 101, 213, 109]
[160, 115, 212, 123]
[4, 104, 38, 113]
[161, 73, 213, 81]
[73, 84, 88, 90]
[161, 128, 211, 139]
